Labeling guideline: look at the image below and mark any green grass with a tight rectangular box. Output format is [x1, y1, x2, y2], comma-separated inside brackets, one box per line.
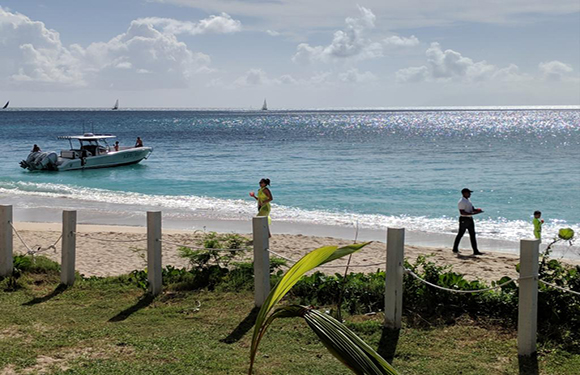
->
[1, 272, 579, 374]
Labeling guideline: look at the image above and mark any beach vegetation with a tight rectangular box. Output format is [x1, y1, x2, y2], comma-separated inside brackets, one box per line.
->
[178, 231, 250, 269]
[1, 260, 579, 374]
[120, 244, 580, 353]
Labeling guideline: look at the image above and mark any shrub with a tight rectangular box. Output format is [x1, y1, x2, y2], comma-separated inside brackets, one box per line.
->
[178, 232, 250, 270]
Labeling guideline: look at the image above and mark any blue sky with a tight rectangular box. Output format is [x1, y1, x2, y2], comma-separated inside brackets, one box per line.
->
[1, 0, 579, 108]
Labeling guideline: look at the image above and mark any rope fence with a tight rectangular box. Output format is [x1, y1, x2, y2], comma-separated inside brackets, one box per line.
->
[539, 280, 580, 296]
[404, 267, 518, 294]
[158, 238, 249, 252]
[76, 233, 147, 243]
[2, 205, 578, 360]
[10, 222, 579, 297]
[10, 222, 61, 256]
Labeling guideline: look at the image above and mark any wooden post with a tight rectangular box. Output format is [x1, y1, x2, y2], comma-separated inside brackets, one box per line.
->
[0, 205, 13, 278]
[60, 210, 77, 286]
[384, 227, 405, 330]
[253, 216, 270, 307]
[518, 239, 540, 357]
[147, 211, 162, 296]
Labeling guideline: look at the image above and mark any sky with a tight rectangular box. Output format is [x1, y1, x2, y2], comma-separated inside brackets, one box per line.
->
[0, 0, 579, 108]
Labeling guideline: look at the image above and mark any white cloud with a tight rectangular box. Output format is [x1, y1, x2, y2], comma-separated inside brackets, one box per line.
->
[234, 68, 271, 87]
[338, 68, 377, 83]
[134, 13, 241, 35]
[278, 74, 297, 84]
[79, 21, 212, 89]
[266, 30, 280, 36]
[396, 42, 526, 83]
[0, 7, 230, 90]
[0, 7, 84, 88]
[292, 6, 383, 64]
[539, 61, 574, 81]
[395, 66, 429, 83]
[384, 35, 419, 47]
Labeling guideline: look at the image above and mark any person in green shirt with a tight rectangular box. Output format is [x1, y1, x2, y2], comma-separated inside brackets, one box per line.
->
[250, 178, 273, 237]
[533, 210, 544, 240]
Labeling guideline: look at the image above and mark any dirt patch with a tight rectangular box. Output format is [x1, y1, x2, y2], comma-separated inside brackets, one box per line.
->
[0, 327, 22, 341]
[1, 343, 136, 374]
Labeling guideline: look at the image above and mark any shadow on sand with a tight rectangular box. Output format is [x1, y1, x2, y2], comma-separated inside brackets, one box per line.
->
[22, 284, 68, 306]
[377, 327, 401, 364]
[221, 307, 260, 344]
[108, 294, 155, 322]
[455, 253, 484, 261]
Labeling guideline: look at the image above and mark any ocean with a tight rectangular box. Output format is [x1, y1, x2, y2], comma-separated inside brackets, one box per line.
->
[0, 108, 579, 255]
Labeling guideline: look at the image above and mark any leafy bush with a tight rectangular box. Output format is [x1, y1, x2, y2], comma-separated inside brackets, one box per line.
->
[178, 232, 250, 270]
[122, 250, 579, 353]
[287, 254, 579, 352]
[537, 258, 580, 350]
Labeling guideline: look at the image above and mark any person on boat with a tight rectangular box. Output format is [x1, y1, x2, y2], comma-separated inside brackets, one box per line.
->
[135, 137, 143, 148]
[114, 141, 120, 151]
[250, 178, 273, 237]
[31, 144, 41, 152]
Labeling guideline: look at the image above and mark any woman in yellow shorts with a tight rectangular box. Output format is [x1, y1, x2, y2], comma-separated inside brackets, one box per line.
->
[250, 178, 273, 236]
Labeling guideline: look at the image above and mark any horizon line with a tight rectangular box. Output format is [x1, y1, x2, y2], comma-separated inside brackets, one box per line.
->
[2, 105, 579, 112]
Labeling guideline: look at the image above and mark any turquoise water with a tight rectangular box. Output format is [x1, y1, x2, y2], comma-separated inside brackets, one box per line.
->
[0, 109, 578, 243]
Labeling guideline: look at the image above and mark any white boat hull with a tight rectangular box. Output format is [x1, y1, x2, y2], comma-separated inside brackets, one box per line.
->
[57, 147, 152, 171]
[21, 147, 152, 171]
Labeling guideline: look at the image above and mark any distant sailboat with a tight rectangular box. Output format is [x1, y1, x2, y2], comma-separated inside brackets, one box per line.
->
[112, 99, 119, 110]
[261, 99, 268, 111]
[2, 101, 8, 109]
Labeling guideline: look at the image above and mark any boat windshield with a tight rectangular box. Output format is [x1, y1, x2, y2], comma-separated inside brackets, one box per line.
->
[76, 139, 110, 156]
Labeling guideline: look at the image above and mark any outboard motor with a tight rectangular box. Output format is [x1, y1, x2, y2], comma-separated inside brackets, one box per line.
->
[20, 151, 41, 169]
[39, 152, 58, 169]
[20, 151, 59, 171]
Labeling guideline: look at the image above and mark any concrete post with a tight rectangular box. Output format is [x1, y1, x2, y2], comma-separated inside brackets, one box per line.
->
[518, 239, 540, 357]
[147, 211, 163, 296]
[0, 205, 13, 277]
[384, 227, 405, 330]
[253, 216, 270, 307]
[60, 210, 77, 286]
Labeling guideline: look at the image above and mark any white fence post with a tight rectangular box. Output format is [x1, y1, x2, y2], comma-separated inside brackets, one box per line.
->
[147, 211, 162, 296]
[253, 216, 270, 307]
[384, 227, 405, 330]
[0, 205, 13, 278]
[60, 210, 77, 286]
[518, 239, 540, 357]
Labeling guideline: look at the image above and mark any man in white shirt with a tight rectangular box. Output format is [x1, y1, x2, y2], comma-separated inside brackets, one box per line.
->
[452, 188, 484, 255]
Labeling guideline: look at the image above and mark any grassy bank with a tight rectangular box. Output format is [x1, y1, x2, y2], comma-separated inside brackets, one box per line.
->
[1, 265, 579, 375]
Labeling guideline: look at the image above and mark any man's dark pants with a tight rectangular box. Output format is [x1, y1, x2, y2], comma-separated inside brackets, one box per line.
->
[452, 216, 479, 253]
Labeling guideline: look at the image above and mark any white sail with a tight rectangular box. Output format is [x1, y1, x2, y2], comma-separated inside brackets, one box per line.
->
[112, 99, 119, 110]
[262, 99, 268, 111]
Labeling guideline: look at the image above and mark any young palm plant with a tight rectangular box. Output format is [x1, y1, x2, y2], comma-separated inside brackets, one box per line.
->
[249, 243, 399, 375]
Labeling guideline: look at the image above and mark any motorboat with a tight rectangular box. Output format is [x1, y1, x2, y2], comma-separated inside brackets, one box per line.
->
[20, 133, 152, 171]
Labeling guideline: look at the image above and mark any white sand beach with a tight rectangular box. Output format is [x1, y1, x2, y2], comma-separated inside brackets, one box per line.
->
[10, 222, 577, 282]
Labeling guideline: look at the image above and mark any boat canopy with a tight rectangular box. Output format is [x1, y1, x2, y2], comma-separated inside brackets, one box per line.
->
[57, 133, 116, 141]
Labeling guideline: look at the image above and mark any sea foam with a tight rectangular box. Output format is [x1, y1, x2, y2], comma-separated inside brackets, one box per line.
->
[1, 181, 577, 245]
